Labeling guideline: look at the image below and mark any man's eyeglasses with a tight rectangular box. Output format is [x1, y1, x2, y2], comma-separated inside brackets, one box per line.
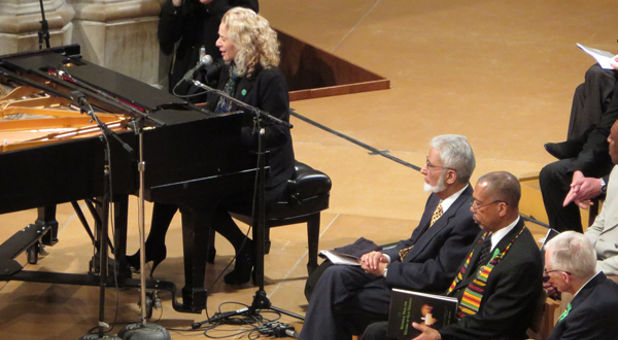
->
[425, 158, 455, 171]
[544, 268, 571, 276]
[471, 199, 505, 211]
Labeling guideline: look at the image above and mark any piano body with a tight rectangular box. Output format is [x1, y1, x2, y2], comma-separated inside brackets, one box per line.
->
[0, 45, 257, 312]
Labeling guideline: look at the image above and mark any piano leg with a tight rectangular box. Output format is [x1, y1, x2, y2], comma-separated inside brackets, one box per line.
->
[179, 206, 209, 313]
[112, 195, 132, 281]
[36, 205, 59, 246]
[26, 205, 59, 264]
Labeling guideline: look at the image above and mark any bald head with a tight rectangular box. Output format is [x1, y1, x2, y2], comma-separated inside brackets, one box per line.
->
[476, 171, 521, 208]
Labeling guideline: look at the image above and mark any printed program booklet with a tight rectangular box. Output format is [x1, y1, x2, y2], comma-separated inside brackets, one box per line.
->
[318, 237, 381, 265]
[576, 43, 616, 70]
[540, 228, 560, 250]
[387, 288, 458, 339]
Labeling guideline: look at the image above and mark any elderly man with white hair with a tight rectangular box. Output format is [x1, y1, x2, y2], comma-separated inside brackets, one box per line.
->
[544, 231, 618, 340]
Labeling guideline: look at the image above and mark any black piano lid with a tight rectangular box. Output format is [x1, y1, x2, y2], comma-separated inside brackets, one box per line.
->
[2, 50, 186, 112]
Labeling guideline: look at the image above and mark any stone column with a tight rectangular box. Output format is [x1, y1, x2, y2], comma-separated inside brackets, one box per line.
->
[0, 0, 74, 54]
[69, 0, 161, 84]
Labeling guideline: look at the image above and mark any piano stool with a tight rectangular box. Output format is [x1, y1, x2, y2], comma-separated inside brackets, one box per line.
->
[211, 161, 332, 273]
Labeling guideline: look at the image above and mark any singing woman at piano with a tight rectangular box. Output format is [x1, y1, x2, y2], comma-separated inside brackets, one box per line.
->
[129, 6, 295, 285]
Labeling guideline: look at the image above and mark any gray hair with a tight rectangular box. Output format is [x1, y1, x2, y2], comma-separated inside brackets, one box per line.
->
[430, 134, 476, 183]
[545, 231, 597, 279]
[477, 171, 521, 207]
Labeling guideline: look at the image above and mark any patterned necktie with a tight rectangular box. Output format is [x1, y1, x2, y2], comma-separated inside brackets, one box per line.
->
[476, 233, 492, 267]
[399, 201, 443, 261]
[429, 201, 443, 226]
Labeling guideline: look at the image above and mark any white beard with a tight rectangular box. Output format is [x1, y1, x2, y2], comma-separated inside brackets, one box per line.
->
[423, 172, 447, 193]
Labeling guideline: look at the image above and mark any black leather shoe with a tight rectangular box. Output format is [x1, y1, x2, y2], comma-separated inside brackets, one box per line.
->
[544, 141, 581, 159]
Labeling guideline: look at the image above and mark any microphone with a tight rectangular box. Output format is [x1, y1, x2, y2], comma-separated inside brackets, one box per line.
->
[284, 328, 299, 338]
[259, 321, 298, 338]
[71, 90, 94, 115]
[190, 307, 249, 329]
[181, 53, 213, 83]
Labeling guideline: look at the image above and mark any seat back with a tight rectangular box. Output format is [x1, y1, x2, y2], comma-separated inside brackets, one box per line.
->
[526, 291, 559, 340]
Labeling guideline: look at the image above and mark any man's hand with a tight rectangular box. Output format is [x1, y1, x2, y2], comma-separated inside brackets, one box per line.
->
[543, 279, 561, 300]
[562, 170, 602, 209]
[360, 251, 388, 276]
[172, 0, 182, 7]
[411, 322, 441, 340]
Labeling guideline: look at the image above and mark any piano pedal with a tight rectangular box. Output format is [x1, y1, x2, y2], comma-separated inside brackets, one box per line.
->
[26, 242, 40, 265]
[26, 242, 49, 265]
[38, 244, 50, 256]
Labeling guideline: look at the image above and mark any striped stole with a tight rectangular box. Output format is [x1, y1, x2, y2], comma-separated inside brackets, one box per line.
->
[447, 226, 525, 318]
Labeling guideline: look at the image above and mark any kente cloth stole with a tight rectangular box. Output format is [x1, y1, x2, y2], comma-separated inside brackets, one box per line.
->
[447, 226, 525, 318]
[399, 201, 443, 261]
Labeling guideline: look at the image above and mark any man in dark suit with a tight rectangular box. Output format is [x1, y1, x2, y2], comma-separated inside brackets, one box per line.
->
[362, 171, 543, 340]
[540, 61, 618, 233]
[298, 134, 478, 340]
[544, 231, 618, 340]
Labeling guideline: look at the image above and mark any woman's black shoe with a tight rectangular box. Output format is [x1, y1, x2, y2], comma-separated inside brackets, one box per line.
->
[126, 244, 167, 277]
[224, 241, 255, 285]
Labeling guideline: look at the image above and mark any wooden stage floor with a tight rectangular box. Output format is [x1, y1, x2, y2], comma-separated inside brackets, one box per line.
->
[1, 0, 618, 338]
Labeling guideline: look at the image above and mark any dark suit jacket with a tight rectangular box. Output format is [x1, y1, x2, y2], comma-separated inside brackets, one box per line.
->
[441, 219, 543, 340]
[547, 272, 618, 340]
[206, 64, 295, 189]
[565, 79, 618, 176]
[382, 185, 478, 293]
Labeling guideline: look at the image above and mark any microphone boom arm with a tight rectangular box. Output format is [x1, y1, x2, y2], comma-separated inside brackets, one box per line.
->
[191, 80, 292, 129]
[72, 91, 135, 156]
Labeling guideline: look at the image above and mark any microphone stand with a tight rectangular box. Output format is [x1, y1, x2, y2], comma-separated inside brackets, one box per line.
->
[190, 81, 302, 330]
[118, 120, 170, 340]
[37, 0, 50, 49]
[73, 93, 170, 340]
[75, 94, 123, 340]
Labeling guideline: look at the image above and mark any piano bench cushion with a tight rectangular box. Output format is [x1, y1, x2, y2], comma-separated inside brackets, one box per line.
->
[287, 161, 332, 201]
[231, 161, 331, 222]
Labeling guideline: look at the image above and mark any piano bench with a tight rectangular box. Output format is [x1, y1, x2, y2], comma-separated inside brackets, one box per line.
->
[228, 161, 332, 273]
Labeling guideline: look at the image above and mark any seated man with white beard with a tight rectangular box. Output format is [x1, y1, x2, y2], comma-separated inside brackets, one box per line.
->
[298, 135, 479, 340]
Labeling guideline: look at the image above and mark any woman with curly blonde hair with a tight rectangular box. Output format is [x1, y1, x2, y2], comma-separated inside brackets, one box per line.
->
[202, 6, 295, 284]
[219, 6, 279, 77]
[132, 6, 294, 287]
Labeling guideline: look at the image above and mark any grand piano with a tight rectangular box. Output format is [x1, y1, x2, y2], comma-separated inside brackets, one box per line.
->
[0, 45, 258, 313]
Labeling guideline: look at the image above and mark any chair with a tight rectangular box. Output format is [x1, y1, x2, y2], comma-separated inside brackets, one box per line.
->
[228, 161, 332, 273]
[587, 197, 603, 227]
[526, 291, 559, 340]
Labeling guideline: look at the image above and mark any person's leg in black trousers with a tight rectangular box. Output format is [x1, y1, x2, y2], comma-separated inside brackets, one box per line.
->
[298, 264, 389, 340]
[539, 159, 583, 232]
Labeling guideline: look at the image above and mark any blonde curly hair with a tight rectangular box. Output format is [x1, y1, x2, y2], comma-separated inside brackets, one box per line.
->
[221, 7, 280, 77]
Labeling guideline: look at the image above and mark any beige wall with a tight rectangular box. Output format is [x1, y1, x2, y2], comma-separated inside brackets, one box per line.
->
[0, 0, 163, 85]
